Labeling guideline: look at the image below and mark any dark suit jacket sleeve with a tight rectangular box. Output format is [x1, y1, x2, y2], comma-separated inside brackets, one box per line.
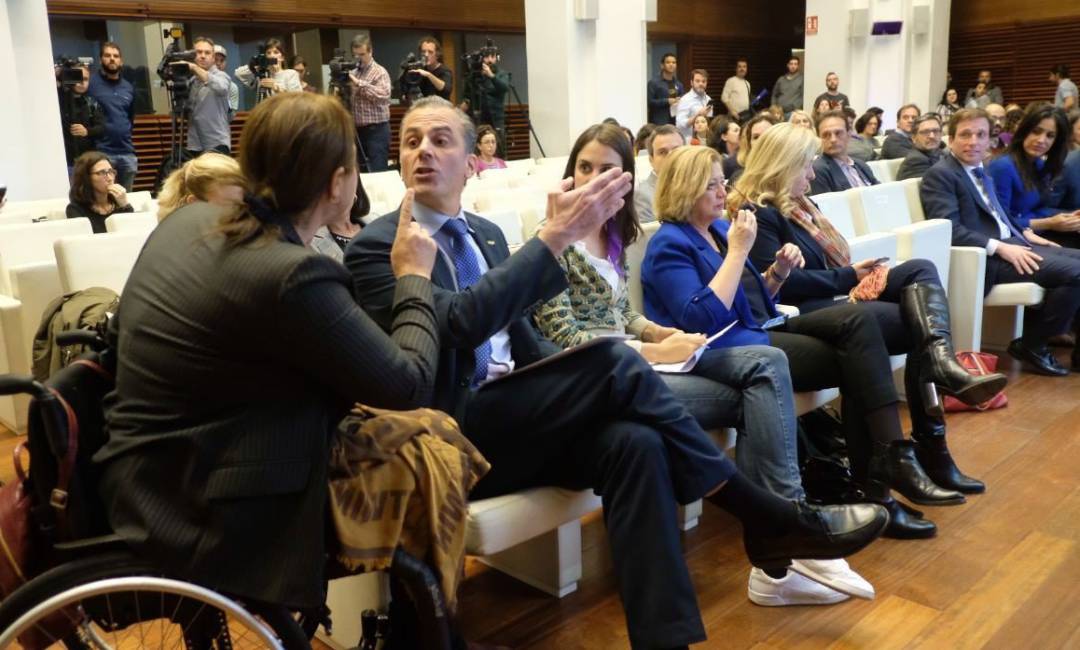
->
[749, 206, 858, 304]
[897, 152, 928, 181]
[647, 79, 667, 111]
[646, 230, 740, 335]
[277, 255, 439, 410]
[809, 157, 838, 196]
[920, 165, 991, 248]
[346, 214, 568, 349]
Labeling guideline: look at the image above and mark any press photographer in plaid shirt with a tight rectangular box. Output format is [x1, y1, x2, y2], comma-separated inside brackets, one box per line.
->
[347, 34, 392, 172]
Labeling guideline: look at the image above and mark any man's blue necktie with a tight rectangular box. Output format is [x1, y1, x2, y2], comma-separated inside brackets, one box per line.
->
[440, 218, 491, 386]
[971, 167, 1027, 242]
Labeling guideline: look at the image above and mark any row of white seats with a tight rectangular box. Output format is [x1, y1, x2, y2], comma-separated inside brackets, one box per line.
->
[812, 178, 1044, 351]
[2, 191, 155, 223]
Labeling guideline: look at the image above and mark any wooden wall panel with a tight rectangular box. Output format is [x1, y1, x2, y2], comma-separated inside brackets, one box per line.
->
[948, 19, 1080, 108]
[649, 0, 804, 40]
[950, 0, 1080, 29]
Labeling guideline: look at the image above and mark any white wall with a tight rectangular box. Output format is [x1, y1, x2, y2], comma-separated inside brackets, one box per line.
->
[0, 0, 69, 200]
[804, 0, 950, 129]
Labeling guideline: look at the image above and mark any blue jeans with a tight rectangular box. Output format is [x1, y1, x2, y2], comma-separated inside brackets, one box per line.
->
[357, 121, 390, 172]
[660, 344, 804, 500]
[111, 153, 138, 191]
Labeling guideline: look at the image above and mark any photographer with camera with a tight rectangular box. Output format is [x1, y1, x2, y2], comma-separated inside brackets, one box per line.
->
[398, 36, 452, 102]
[184, 37, 233, 156]
[346, 34, 392, 172]
[234, 38, 302, 102]
[88, 42, 137, 190]
[460, 41, 509, 154]
[56, 62, 104, 170]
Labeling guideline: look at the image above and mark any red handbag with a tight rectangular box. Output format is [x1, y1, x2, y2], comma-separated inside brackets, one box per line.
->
[943, 351, 1008, 412]
[0, 443, 33, 600]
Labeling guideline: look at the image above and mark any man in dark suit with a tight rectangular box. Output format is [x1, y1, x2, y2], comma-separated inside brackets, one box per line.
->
[896, 113, 945, 181]
[347, 96, 887, 647]
[646, 52, 684, 126]
[809, 110, 880, 195]
[880, 103, 920, 159]
[921, 107, 1080, 375]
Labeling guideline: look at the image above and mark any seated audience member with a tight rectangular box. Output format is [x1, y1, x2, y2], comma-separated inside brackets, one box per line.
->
[766, 105, 785, 123]
[788, 110, 813, 129]
[965, 82, 991, 110]
[726, 113, 777, 182]
[937, 88, 962, 123]
[690, 114, 711, 145]
[641, 145, 957, 540]
[535, 124, 876, 606]
[346, 96, 887, 649]
[987, 104, 1080, 249]
[850, 111, 881, 163]
[66, 151, 134, 233]
[809, 110, 880, 195]
[896, 114, 946, 181]
[234, 38, 303, 96]
[998, 107, 1025, 148]
[1068, 111, 1080, 151]
[312, 176, 370, 262]
[921, 107, 1080, 374]
[881, 104, 921, 159]
[635, 124, 684, 223]
[473, 125, 506, 174]
[1052, 148, 1080, 211]
[707, 115, 740, 158]
[740, 121, 1003, 496]
[634, 123, 657, 155]
[95, 93, 445, 622]
[985, 103, 1008, 155]
[811, 97, 833, 123]
[964, 69, 1004, 107]
[156, 152, 246, 221]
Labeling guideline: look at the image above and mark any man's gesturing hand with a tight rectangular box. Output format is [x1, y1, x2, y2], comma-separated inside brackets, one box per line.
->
[537, 168, 632, 256]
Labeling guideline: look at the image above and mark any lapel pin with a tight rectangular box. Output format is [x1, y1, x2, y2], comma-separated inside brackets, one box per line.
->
[486, 240, 496, 246]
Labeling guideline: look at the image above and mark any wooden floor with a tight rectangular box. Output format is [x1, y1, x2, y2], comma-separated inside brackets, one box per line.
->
[2, 348, 1077, 649]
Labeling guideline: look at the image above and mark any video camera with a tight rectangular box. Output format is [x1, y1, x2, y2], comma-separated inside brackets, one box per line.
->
[461, 39, 499, 76]
[328, 48, 359, 87]
[55, 56, 92, 89]
[156, 27, 197, 110]
[399, 52, 425, 102]
[399, 52, 425, 75]
[248, 43, 276, 80]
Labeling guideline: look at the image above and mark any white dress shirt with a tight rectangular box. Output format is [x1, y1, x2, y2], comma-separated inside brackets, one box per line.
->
[411, 200, 515, 382]
[675, 90, 712, 140]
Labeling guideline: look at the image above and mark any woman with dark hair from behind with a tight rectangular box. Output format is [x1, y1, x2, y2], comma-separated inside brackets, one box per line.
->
[987, 103, 1080, 249]
[95, 92, 442, 627]
[725, 113, 777, 183]
[707, 115, 740, 159]
[634, 123, 656, 155]
[67, 150, 134, 233]
[936, 88, 962, 123]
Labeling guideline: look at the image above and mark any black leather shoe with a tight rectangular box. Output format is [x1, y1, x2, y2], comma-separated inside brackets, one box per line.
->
[1008, 339, 1069, 376]
[744, 502, 889, 570]
[869, 440, 966, 506]
[881, 497, 937, 539]
[912, 433, 985, 494]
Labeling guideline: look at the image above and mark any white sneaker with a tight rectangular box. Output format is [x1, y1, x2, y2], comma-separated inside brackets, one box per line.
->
[747, 567, 850, 607]
[789, 558, 876, 600]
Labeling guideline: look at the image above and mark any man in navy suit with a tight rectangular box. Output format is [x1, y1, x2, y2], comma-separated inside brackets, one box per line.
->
[896, 113, 945, 181]
[809, 110, 879, 196]
[346, 97, 887, 648]
[921, 107, 1080, 375]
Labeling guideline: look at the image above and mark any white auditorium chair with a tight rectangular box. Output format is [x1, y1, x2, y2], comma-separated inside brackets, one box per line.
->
[847, 182, 952, 283]
[947, 246, 1045, 351]
[472, 188, 548, 237]
[867, 158, 901, 183]
[105, 211, 158, 235]
[535, 155, 569, 168]
[4, 198, 70, 220]
[811, 190, 865, 239]
[477, 209, 525, 248]
[0, 212, 37, 227]
[0, 219, 94, 431]
[126, 190, 154, 212]
[505, 158, 536, 173]
[54, 231, 148, 294]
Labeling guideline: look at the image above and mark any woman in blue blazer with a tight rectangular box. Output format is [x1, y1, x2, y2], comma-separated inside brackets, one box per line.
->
[736, 123, 1004, 505]
[643, 145, 954, 539]
[987, 104, 1080, 248]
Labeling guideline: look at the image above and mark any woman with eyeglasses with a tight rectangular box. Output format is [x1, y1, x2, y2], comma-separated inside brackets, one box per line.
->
[67, 151, 134, 233]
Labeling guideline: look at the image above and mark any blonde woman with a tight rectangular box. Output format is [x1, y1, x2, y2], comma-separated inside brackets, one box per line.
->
[641, 145, 966, 540]
[157, 153, 246, 221]
[787, 109, 813, 130]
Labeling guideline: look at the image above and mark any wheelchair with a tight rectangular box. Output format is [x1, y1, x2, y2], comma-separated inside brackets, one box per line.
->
[0, 332, 453, 649]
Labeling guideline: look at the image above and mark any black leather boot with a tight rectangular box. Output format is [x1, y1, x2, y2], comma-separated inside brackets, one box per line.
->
[868, 440, 966, 506]
[743, 501, 889, 570]
[912, 429, 985, 494]
[862, 481, 936, 539]
[900, 283, 1008, 409]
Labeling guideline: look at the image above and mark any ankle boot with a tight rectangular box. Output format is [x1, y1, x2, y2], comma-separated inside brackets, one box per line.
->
[868, 440, 966, 506]
[912, 430, 985, 494]
[900, 283, 1008, 409]
[862, 481, 936, 539]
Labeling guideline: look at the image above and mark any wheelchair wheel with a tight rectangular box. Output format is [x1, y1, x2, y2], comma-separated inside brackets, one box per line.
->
[0, 550, 303, 649]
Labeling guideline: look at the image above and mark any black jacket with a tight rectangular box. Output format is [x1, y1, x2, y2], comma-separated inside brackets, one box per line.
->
[880, 130, 914, 160]
[462, 67, 510, 125]
[95, 203, 439, 607]
[647, 76, 685, 125]
[809, 154, 880, 195]
[59, 89, 105, 165]
[896, 146, 944, 181]
[346, 210, 565, 420]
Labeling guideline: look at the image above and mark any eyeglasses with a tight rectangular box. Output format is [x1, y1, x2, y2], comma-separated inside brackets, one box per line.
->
[916, 127, 942, 136]
[92, 169, 117, 178]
